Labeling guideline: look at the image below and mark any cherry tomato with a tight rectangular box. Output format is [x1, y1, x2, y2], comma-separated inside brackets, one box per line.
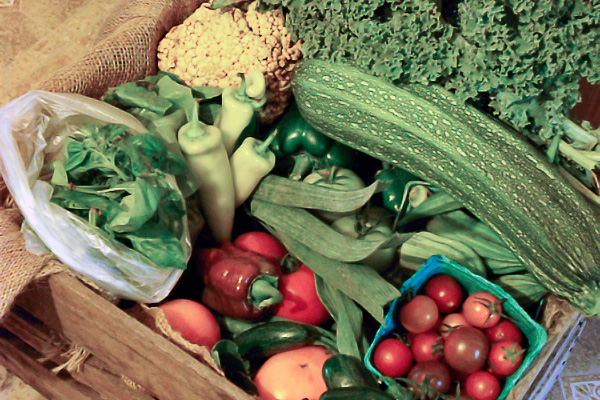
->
[425, 275, 463, 314]
[484, 319, 523, 345]
[443, 327, 490, 374]
[407, 360, 452, 396]
[233, 231, 288, 263]
[440, 313, 472, 338]
[400, 295, 440, 334]
[488, 339, 525, 376]
[254, 345, 333, 400]
[462, 292, 503, 329]
[465, 371, 501, 400]
[372, 338, 413, 378]
[410, 331, 444, 363]
[273, 264, 331, 325]
[159, 299, 221, 348]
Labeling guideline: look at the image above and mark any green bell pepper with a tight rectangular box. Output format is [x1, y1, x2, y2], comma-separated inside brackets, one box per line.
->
[376, 167, 423, 213]
[270, 103, 355, 179]
[270, 102, 333, 157]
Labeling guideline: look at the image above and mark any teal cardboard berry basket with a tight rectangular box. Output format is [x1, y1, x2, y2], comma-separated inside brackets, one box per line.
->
[364, 255, 548, 400]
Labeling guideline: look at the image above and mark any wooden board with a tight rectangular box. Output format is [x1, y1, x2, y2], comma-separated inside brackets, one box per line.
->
[8, 271, 255, 400]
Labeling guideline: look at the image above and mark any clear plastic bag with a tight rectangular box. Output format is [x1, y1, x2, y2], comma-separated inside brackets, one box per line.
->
[0, 90, 191, 303]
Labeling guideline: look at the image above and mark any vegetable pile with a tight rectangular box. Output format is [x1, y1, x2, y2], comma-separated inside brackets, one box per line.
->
[30, 0, 600, 399]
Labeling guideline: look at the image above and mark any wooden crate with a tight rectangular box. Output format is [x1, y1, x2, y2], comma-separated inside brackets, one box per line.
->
[0, 269, 586, 400]
[0, 271, 254, 400]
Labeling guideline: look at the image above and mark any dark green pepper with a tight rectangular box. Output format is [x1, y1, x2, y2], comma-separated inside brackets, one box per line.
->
[322, 354, 378, 390]
[270, 103, 333, 158]
[319, 387, 395, 400]
[376, 167, 423, 213]
[320, 141, 355, 169]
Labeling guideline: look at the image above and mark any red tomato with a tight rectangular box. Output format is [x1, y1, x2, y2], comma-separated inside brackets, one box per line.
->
[372, 338, 413, 378]
[488, 339, 525, 376]
[159, 299, 221, 348]
[425, 275, 463, 314]
[465, 371, 501, 400]
[462, 292, 503, 329]
[407, 360, 452, 395]
[254, 346, 333, 400]
[400, 295, 440, 334]
[440, 313, 472, 338]
[443, 327, 490, 374]
[233, 231, 288, 263]
[273, 264, 330, 325]
[484, 319, 523, 345]
[410, 331, 444, 363]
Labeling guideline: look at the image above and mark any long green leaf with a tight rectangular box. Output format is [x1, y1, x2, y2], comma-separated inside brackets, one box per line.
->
[251, 199, 411, 262]
[397, 190, 463, 226]
[315, 276, 364, 358]
[262, 228, 399, 324]
[252, 174, 385, 213]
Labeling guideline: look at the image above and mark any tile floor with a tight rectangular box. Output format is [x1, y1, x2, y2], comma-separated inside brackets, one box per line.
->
[1, 1, 600, 399]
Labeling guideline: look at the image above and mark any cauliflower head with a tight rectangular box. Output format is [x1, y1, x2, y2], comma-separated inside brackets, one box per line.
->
[157, 1, 302, 122]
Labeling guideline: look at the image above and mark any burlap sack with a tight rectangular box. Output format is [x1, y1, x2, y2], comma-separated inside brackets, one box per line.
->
[0, 184, 63, 319]
[0, 0, 206, 321]
[38, 0, 206, 99]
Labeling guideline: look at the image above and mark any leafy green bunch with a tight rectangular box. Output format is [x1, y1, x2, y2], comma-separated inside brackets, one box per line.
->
[49, 123, 189, 270]
[259, 0, 599, 142]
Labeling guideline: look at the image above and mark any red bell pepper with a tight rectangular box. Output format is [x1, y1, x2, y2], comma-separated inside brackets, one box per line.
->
[199, 242, 283, 320]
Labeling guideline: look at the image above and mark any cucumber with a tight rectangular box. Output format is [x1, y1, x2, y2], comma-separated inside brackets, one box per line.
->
[292, 59, 600, 315]
[322, 354, 378, 389]
[232, 320, 332, 363]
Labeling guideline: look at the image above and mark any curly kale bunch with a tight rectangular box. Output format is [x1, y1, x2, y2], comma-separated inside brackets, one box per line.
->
[258, 0, 600, 143]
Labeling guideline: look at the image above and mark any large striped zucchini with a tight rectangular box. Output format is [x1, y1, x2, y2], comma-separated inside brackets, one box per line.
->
[291, 59, 600, 316]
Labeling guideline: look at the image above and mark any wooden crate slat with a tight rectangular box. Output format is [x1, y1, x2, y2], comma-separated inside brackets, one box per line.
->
[15, 271, 254, 400]
[0, 336, 102, 400]
[1, 308, 157, 400]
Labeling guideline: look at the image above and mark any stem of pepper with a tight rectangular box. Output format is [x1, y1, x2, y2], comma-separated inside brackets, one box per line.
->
[248, 275, 283, 310]
[289, 153, 314, 181]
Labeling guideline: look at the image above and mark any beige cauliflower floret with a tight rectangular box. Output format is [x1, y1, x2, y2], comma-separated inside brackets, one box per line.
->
[157, 1, 302, 122]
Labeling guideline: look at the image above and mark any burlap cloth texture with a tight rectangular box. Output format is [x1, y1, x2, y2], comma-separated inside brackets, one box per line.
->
[0, 0, 206, 321]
